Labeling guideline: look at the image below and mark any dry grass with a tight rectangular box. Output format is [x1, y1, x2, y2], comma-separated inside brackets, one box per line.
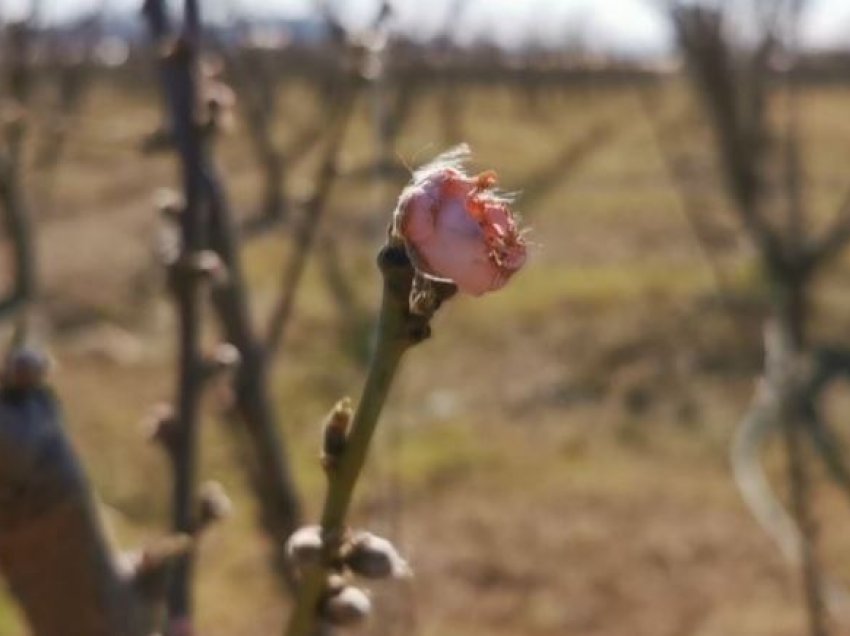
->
[3, 76, 850, 635]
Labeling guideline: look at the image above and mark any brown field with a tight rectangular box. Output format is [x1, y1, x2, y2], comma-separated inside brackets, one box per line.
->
[4, 76, 850, 636]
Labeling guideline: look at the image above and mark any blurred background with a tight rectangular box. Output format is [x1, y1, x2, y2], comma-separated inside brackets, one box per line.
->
[2, 1, 850, 635]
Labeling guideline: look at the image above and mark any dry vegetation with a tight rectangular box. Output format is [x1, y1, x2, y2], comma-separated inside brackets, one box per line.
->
[4, 76, 850, 635]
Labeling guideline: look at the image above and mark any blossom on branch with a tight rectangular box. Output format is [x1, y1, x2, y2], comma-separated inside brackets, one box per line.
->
[392, 145, 527, 296]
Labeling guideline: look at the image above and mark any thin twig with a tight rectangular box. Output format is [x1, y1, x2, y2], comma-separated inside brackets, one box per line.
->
[802, 188, 850, 272]
[205, 166, 303, 591]
[516, 117, 622, 215]
[638, 89, 732, 299]
[265, 83, 359, 360]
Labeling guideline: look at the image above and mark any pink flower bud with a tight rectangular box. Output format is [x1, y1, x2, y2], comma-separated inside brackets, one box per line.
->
[392, 145, 527, 296]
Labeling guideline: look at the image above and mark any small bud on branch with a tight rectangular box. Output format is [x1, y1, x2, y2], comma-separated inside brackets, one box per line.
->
[320, 585, 372, 628]
[342, 531, 411, 580]
[155, 188, 184, 223]
[197, 480, 233, 531]
[286, 525, 323, 571]
[285, 146, 522, 636]
[322, 397, 353, 470]
[143, 402, 179, 452]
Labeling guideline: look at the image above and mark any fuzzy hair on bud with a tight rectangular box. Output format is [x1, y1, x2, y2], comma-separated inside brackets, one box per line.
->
[286, 525, 323, 569]
[391, 144, 527, 296]
[342, 531, 412, 580]
[321, 585, 372, 628]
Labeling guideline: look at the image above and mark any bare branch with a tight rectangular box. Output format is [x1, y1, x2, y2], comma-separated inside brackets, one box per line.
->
[265, 82, 360, 360]
[801, 187, 850, 272]
[639, 90, 734, 299]
[673, 5, 785, 269]
[142, 0, 210, 624]
[804, 407, 850, 504]
[732, 380, 801, 563]
[518, 117, 623, 214]
[204, 165, 304, 591]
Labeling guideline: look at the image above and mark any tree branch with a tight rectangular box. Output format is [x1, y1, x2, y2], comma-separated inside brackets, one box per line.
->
[265, 82, 359, 361]
[0, 357, 178, 636]
[204, 166, 303, 591]
[284, 243, 453, 636]
[142, 0, 209, 624]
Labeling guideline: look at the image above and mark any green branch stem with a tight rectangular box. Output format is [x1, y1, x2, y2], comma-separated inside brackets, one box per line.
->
[284, 244, 438, 636]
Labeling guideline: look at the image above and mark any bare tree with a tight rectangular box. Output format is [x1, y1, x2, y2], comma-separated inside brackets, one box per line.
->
[672, 4, 850, 634]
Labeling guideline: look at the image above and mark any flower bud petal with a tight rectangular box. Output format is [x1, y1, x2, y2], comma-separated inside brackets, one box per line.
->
[392, 144, 526, 296]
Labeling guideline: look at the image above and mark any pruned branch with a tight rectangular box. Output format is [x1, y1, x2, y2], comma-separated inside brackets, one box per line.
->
[0, 352, 179, 636]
